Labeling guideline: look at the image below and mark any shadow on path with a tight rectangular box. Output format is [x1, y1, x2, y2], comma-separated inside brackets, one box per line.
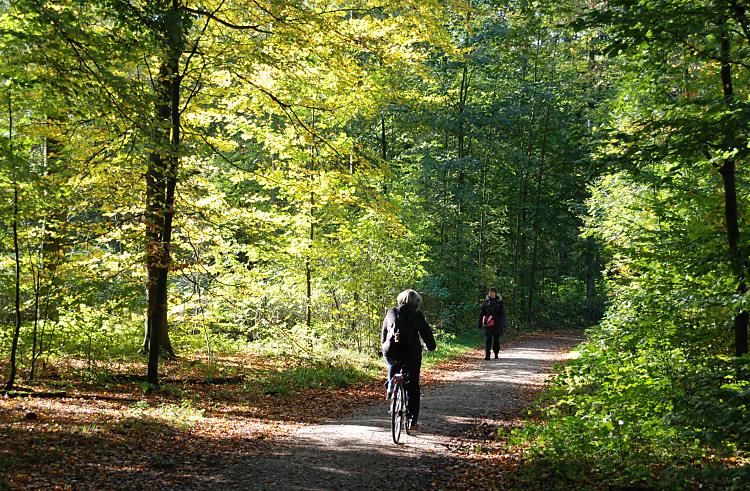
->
[223, 333, 584, 490]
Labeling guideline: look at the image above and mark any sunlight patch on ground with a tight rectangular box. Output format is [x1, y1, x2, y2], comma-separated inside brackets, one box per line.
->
[442, 415, 483, 425]
[564, 350, 581, 360]
[498, 351, 557, 361]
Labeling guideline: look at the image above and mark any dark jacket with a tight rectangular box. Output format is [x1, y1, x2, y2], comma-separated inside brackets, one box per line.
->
[478, 296, 506, 334]
[381, 305, 437, 361]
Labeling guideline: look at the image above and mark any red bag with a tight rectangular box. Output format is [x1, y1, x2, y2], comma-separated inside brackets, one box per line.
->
[482, 315, 495, 328]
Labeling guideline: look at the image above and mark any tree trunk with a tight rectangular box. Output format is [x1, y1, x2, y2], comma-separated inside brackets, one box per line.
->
[511, 35, 541, 313]
[30, 128, 67, 381]
[305, 108, 317, 329]
[585, 236, 598, 323]
[41, 128, 66, 322]
[526, 39, 556, 325]
[145, 3, 182, 386]
[305, 185, 314, 329]
[5, 90, 22, 391]
[455, 62, 470, 294]
[717, 12, 748, 356]
[526, 104, 551, 326]
[381, 115, 387, 161]
[720, 158, 749, 357]
[478, 157, 488, 269]
[458, 64, 469, 161]
[511, 172, 527, 309]
[29, 263, 41, 382]
[144, 61, 171, 377]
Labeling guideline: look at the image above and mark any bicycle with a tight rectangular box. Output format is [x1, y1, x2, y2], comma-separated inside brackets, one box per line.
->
[389, 368, 411, 444]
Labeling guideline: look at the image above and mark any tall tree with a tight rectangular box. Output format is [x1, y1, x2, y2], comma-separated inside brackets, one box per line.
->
[4, 85, 22, 390]
[581, 0, 750, 355]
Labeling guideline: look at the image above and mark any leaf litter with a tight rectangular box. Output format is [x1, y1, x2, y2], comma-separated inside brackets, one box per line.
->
[0, 333, 581, 490]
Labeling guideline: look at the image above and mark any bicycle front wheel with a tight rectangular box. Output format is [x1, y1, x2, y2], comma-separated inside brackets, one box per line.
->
[391, 383, 405, 444]
[404, 392, 411, 436]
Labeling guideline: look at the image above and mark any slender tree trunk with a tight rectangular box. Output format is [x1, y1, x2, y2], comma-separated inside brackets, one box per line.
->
[717, 12, 748, 356]
[29, 263, 41, 382]
[458, 64, 469, 161]
[305, 109, 316, 329]
[585, 236, 598, 322]
[511, 35, 541, 313]
[381, 115, 387, 161]
[478, 159, 488, 269]
[145, 3, 182, 386]
[720, 159, 748, 356]
[526, 105, 550, 326]
[730, 0, 750, 45]
[306, 185, 314, 329]
[511, 172, 526, 308]
[527, 43, 556, 325]
[526, 254, 542, 323]
[441, 155, 448, 250]
[30, 129, 66, 381]
[455, 62, 470, 294]
[583, 45, 599, 325]
[29, 177, 46, 383]
[6, 91, 22, 391]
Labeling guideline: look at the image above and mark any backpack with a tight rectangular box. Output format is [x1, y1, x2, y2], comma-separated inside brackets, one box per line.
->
[383, 308, 416, 356]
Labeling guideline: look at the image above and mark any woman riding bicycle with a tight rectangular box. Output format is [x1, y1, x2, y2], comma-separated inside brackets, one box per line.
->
[381, 289, 436, 432]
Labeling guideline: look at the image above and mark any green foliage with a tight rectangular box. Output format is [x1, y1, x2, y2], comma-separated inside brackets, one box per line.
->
[129, 399, 204, 429]
[536, 277, 601, 329]
[512, 338, 750, 489]
[1, 0, 604, 391]
[417, 328, 477, 366]
[259, 361, 373, 396]
[506, 0, 750, 487]
[241, 327, 481, 395]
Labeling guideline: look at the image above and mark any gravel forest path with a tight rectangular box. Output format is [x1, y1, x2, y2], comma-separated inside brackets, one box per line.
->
[225, 333, 583, 490]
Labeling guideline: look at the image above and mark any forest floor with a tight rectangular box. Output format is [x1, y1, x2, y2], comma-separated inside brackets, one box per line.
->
[0, 333, 582, 490]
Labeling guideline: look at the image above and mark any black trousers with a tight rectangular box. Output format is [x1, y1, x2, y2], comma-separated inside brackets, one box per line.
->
[484, 329, 501, 355]
[384, 355, 422, 424]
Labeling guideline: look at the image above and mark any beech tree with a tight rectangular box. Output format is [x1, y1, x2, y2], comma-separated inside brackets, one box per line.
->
[580, 0, 750, 355]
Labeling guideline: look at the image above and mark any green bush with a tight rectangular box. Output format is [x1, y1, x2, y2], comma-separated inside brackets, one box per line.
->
[512, 328, 750, 489]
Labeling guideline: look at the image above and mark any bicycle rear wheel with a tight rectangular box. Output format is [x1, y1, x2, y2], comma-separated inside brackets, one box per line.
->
[391, 383, 405, 444]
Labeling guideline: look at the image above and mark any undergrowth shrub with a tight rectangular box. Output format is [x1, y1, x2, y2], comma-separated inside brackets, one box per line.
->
[511, 328, 750, 490]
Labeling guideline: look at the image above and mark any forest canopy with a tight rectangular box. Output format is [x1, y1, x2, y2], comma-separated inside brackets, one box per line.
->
[1, 0, 601, 387]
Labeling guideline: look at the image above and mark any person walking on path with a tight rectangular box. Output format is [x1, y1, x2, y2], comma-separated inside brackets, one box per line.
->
[478, 287, 506, 360]
[381, 289, 437, 432]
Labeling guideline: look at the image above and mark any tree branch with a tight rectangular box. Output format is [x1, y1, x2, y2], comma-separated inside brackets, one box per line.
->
[181, 6, 273, 34]
[730, 0, 750, 46]
[192, 131, 283, 186]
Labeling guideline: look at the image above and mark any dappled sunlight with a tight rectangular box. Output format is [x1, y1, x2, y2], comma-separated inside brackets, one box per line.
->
[498, 351, 558, 360]
[440, 414, 485, 426]
[0, 393, 283, 489]
[1, 332, 581, 488]
[565, 350, 581, 360]
[201, 335, 584, 488]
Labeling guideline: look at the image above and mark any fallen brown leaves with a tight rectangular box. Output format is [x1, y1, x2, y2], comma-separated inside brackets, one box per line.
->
[426, 333, 583, 491]
[0, 390, 280, 490]
[1, 333, 581, 489]
[0, 342, 484, 490]
[425, 418, 533, 491]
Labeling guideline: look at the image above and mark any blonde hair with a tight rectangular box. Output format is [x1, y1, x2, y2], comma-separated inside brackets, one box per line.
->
[396, 289, 422, 309]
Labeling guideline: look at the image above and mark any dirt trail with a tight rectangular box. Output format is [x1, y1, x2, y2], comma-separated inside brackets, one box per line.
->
[223, 333, 583, 490]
